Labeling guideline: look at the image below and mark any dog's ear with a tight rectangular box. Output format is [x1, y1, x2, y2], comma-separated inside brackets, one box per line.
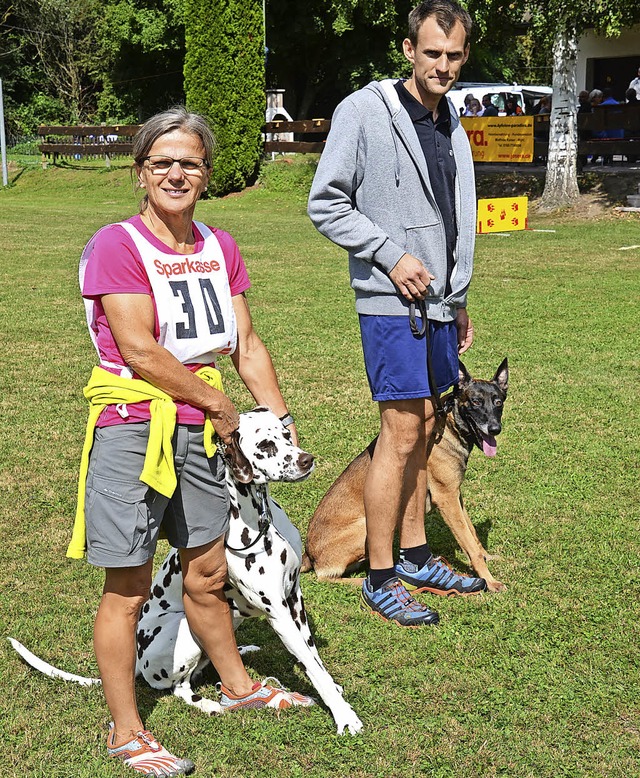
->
[458, 360, 472, 386]
[222, 430, 254, 483]
[494, 358, 508, 393]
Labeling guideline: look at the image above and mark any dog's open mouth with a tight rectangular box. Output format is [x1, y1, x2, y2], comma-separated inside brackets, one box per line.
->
[480, 434, 497, 457]
[467, 417, 498, 457]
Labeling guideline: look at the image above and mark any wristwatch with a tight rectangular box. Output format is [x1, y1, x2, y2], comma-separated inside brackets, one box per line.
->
[279, 413, 295, 428]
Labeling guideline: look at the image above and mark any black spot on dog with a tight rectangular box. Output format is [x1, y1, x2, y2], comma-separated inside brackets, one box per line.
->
[264, 536, 273, 556]
[259, 566, 265, 575]
[261, 595, 272, 606]
[152, 585, 164, 599]
[153, 673, 161, 681]
[257, 439, 277, 457]
[239, 610, 251, 618]
[161, 668, 168, 678]
[191, 694, 203, 702]
[223, 582, 233, 592]
[236, 483, 249, 497]
[137, 626, 161, 657]
[230, 504, 239, 519]
[241, 528, 251, 547]
[307, 637, 314, 647]
[245, 553, 256, 571]
[162, 553, 181, 588]
[280, 549, 287, 565]
[159, 600, 170, 611]
[284, 454, 292, 464]
[142, 603, 149, 614]
[300, 607, 307, 625]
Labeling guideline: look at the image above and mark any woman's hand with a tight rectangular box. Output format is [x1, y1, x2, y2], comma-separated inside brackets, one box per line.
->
[207, 394, 240, 444]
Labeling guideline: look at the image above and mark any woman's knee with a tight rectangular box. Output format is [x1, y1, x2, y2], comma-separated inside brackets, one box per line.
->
[181, 542, 228, 598]
[102, 565, 152, 616]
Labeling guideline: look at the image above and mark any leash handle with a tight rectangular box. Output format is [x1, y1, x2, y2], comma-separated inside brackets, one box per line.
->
[409, 298, 447, 437]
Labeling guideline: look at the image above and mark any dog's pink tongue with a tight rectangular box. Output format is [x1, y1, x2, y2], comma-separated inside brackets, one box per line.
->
[482, 436, 497, 457]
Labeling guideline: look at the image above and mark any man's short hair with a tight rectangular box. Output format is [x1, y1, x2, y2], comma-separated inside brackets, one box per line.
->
[408, 0, 473, 47]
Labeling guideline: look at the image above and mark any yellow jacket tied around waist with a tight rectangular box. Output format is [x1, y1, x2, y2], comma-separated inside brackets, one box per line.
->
[67, 365, 224, 559]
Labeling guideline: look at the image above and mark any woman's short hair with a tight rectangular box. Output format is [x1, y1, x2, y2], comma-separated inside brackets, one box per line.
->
[133, 106, 215, 167]
[408, 0, 472, 47]
[589, 89, 603, 101]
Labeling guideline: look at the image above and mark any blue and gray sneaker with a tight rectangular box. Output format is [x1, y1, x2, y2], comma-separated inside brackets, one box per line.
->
[396, 555, 487, 596]
[361, 576, 440, 627]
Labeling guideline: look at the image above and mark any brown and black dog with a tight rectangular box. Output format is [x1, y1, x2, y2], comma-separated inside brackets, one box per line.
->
[302, 359, 509, 592]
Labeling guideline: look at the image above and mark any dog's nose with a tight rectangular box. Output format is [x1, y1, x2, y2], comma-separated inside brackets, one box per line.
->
[488, 423, 501, 436]
[298, 452, 315, 471]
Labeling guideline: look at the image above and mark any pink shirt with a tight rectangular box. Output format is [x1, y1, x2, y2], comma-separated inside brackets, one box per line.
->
[82, 215, 250, 425]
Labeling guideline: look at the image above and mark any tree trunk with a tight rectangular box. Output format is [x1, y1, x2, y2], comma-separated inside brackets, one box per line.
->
[539, 26, 580, 211]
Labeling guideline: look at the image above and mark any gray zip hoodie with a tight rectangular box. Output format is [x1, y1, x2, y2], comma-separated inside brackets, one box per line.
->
[308, 79, 476, 321]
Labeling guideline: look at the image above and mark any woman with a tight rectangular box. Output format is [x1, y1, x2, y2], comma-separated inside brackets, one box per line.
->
[68, 107, 312, 776]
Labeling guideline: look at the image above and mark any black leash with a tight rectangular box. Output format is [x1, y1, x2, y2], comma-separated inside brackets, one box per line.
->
[409, 298, 447, 442]
[224, 483, 273, 553]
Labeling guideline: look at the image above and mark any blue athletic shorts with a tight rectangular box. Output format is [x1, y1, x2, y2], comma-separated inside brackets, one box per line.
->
[358, 314, 459, 402]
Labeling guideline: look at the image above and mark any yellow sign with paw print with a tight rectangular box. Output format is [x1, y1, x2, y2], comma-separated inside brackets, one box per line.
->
[477, 196, 528, 233]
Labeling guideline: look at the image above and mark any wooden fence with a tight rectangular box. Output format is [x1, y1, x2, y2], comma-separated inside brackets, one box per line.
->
[38, 106, 640, 165]
[38, 120, 331, 164]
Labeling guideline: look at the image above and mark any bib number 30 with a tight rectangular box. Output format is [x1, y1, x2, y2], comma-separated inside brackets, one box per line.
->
[169, 278, 225, 339]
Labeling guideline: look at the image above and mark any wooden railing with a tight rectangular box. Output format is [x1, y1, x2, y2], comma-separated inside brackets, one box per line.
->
[38, 105, 640, 165]
[38, 120, 331, 163]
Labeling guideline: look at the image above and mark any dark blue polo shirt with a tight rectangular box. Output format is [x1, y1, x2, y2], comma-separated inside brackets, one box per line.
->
[394, 79, 457, 295]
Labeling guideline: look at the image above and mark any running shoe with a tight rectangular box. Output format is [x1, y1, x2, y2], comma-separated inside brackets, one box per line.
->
[360, 576, 440, 627]
[219, 677, 315, 712]
[396, 555, 487, 596]
[107, 725, 194, 776]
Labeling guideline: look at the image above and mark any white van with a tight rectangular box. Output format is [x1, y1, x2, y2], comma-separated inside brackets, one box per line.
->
[448, 82, 552, 116]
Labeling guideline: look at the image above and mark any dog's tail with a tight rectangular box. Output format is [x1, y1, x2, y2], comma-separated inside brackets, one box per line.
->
[8, 638, 101, 687]
[300, 552, 313, 573]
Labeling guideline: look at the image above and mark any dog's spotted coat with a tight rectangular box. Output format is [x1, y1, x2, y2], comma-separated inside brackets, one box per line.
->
[136, 408, 363, 735]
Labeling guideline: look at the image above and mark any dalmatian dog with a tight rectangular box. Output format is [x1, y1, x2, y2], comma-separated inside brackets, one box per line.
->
[10, 408, 363, 736]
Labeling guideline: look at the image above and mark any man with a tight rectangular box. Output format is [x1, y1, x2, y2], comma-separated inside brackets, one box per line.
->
[480, 93, 498, 116]
[629, 66, 640, 100]
[307, 0, 486, 629]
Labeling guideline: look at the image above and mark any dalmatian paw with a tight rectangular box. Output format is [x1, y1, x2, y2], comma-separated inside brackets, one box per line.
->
[335, 709, 364, 735]
[237, 644, 260, 656]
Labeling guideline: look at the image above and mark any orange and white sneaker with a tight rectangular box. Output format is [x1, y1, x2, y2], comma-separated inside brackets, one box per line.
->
[107, 725, 195, 776]
[218, 677, 315, 712]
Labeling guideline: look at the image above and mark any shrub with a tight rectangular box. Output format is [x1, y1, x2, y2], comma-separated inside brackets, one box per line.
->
[184, 0, 265, 195]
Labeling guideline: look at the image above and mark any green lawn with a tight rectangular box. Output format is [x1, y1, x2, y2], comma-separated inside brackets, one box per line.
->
[1, 158, 639, 778]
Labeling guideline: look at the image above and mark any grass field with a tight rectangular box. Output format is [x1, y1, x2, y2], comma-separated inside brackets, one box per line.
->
[1, 157, 639, 778]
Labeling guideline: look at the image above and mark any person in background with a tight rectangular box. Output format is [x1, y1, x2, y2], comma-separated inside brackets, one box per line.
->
[532, 95, 551, 115]
[504, 97, 522, 115]
[71, 107, 312, 776]
[464, 97, 482, 116]
[308, 0, 486, 629]
[589, 88, 603, 109]
[625, 87, 638, 104]
[480, 94, 498, 116]
[628, 66, 640, 100]
[578, 90, 592, 114]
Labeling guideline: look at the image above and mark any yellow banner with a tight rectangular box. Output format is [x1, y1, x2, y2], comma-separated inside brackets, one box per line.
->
[477, 196, 528, 233]
[461, 116, 533, 163]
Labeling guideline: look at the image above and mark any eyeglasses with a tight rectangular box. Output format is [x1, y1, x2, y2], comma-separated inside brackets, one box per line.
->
[142, 156, 210, 174]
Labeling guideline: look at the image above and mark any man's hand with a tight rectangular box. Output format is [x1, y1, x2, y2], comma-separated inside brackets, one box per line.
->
[456, 308, 474, 354]
[389, 253, 435, 301]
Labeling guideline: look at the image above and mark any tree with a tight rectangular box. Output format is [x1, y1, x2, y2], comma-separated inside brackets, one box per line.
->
[184, 0, 265, 195]
[466, 1, 640, 210]
[526, 2, 640, 210]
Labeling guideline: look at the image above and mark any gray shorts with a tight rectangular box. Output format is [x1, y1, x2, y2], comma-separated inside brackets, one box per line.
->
[85, 422, 229, 568]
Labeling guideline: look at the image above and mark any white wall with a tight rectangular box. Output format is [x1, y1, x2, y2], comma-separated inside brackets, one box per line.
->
[576, 25, 640, 90]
